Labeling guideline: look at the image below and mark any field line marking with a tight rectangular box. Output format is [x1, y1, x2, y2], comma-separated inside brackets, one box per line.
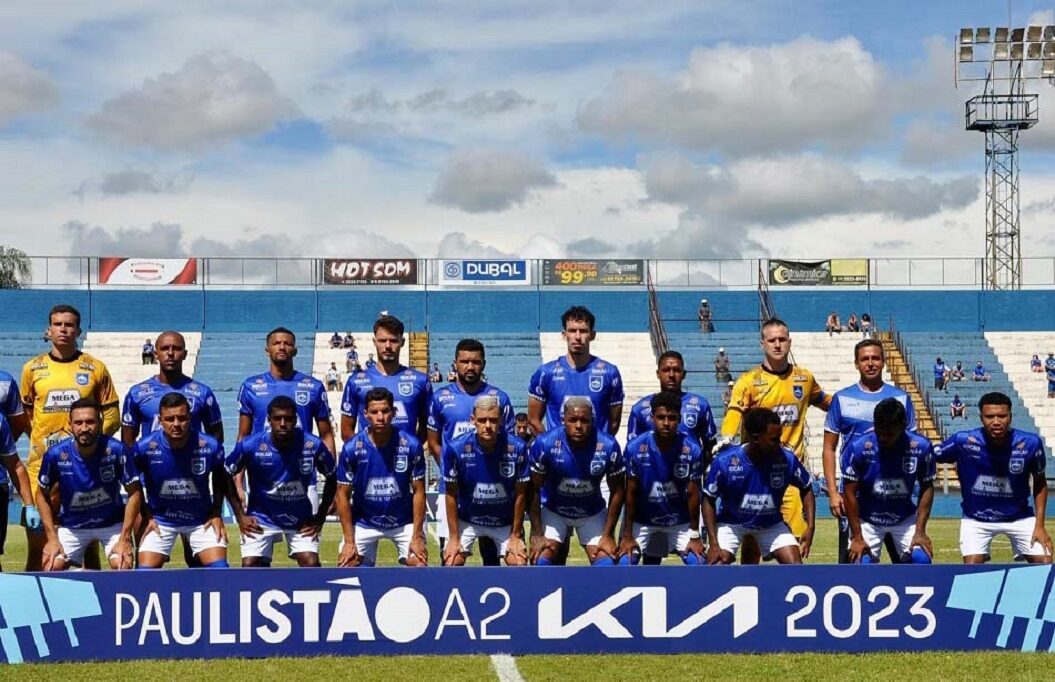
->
[490, 654, 525, 682]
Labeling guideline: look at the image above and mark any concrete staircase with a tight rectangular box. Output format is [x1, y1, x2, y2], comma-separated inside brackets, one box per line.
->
[879, 332, 941, 441]
[986, 332, 1055, 455]
[408, 332, 429, 373]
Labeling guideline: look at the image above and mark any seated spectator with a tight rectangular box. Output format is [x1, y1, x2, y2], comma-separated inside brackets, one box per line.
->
[949, 361, 965, 382]
[141, 338, 155, 365]
[972, 361, 990, 382]
[714, 347, 732, 383]
[933, 357, 947, 391]
[428, 363, 442, 383]
[365, 353, 376, 370]
[325, 362, 343, 391]
[846, 313, 859, 332]
[698, 298, 714, 333]
[860, 313, 872, 339]
[342, 332, 355, 349]
[721, 381, 735, 406]
[950, 394, 967, 420]
[826, 311, 841, 336]
[1031, 354, 1043, 372]
[447, 362, 457, 382]
[514, 412, 535, 446]
[329, 331, 341, 348]
[345, 348, 359, 373]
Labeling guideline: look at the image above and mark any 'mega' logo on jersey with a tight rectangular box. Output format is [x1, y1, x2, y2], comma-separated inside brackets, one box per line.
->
[295, 391, 310, 406]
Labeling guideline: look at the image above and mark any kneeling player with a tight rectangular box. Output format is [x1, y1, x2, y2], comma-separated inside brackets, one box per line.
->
[938, 392, 1052, 564]
[225, 396, 337, 567]
[335, 388, 428, 567]
[135, 393, 229, 568]
[703, 408, 815, 564]
[843, 398, 935, 564]
[528, 397, 624, 566]
[441, 395, 529, 566]
[619, 391, 705, 565]
[36, 399, 141, 570]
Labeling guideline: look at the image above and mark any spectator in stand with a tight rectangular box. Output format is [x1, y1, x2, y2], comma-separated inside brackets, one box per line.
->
[950, 394, 967, 420]
[514, 412, 535, 447]
[846, 313, 859, 333]
[714, 347, 732, 383]
[949, 361, 965, 382]
[698, 298, 714, 333]
[972, 361, 990, 382]
[141, 338, 155, 365]
[1031, 355, 1043, 373]
[1047, 353, 1055, 398]
[860, 313, 873, 339]
[329, 332, 342, 349]
[428, 363, 442, 383]
[933, 357, 947, 392]
[721, 381, 734, 406]
[342, 332, 355, 349]
[446, 363, 457, 383]
[364, 353, 376, 370]
[345, 348, 359, 373]
[826, 311, 841, 336]
[325, 362, 343, 392]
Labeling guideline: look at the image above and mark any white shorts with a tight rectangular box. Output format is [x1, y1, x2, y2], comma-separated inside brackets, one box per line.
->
[240, 526, 320, 560]
[856, 518, 916, 561]
[960, 517, 1050, 560]
[633, 522, 691, 556]
[57, 523, 124, 566]
[457, 522, 511, 556]
[717, 522, 798, 558]
[343, 523, 414, 566]
[542, 508, 607, 546]
[139, 522, 227, 558]
[435, 500, 449, 539]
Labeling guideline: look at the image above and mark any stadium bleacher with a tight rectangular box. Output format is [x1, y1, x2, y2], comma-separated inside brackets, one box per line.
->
[987, 331, 1055, 454]
[427, 333, 541, 416]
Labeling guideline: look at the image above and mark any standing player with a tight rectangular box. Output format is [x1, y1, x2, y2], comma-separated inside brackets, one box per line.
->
[36, 399, 142, 570]
[441, 395, 529, 566]
[618, 391, 706, 565]
[937, 392, 1052, 564]
[719, 317, 829, 563]
[0, 370, 32, 570]
[428, 338, 514, 561]
[704, 408, 816, 565]
[224, 396, 337, 567]
[843, 399, 935, 564]
[0, 412, 39, 571]
[135, 393, 228, 568]
[335, 388, 428, 567]
[626, 350, 716, 452]
[528, 398, 625, 566]
[21, 304, 120, 571]
[821, 339, 916, 562]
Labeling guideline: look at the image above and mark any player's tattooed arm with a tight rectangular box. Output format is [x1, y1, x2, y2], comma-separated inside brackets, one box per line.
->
[441, 485, 461, 566]
[114, 482, 143, 569]
[597, 473, 625, 559]
[617, 476, 640, 560]
[528, 471, 547, 562]
[507, 481, 529, 566]
[685, 480, 705, 560]
[911, 481, 935, 559]
[701, 496, 722, 565]
[842, 480, 866, 562]
[206, 468, 228, 544]
[527, 398, 546, 440]
[35, 483, 63, 571]
[409, 479, 428, 566]
[334, 483, 360, 567]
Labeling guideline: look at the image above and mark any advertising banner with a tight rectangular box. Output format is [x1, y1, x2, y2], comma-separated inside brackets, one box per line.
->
[542, 259, 644, 285]
[98, 258, 196, 285]
[323, 259, 417, 285]
[439, 260, 530, 286]
[768, 259, 869, 286]
[830, 258, 869, 285]
[1, 565, 1048, 664]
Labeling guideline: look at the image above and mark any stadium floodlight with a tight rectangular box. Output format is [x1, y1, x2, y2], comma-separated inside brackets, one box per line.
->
[1027, 26, 1042, 42]
[995, 27, 1010, 42]
[995, 43, 1011, 60]
[1011, 27, 1025, 42]
[1011, 43, 1024, 60]
[960, 28, 974, 44]
[1046, 26, 1055, 41]
[960, 45, 974, 62]
[1044, 60, 1055, 77]
[1028, 43, 1043, 59]
[977, 27, 992, 43]
[1045, 42, 1055, 59]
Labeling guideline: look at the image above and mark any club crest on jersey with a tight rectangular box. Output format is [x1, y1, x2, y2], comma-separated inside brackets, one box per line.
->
[399, 382, 413, 397]
[75, 372, 89, 386]
[191, 457, 207, 475]
[100, 464, 115, 483]
[793, 386, 803, 400]
[295, 390, 310, 406]
[770, 471, 785, 488]
[500, 461, 516, 478]
[1010, 457, 1024, 474]
[902, 457, 917, 475]
[589, 377, 603, 393]
[675, 462, 690, 478]
[684, 412, 697, 428]
[301, 458, 314, 475]
[394, 454, 408, 473]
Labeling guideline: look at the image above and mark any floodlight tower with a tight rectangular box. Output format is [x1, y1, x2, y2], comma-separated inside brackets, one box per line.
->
[956, 25, 1054, 290]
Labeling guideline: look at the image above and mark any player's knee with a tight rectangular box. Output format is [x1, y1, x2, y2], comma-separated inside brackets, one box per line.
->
[909, 547, 931, 564]
[295, 553, 321, 567]
[241, 557, 270, 568]
[203, 558, 229, 568]
[534, 554, 555, 566]
[617, 552, 640, 566]
[590, 555, 616, 566]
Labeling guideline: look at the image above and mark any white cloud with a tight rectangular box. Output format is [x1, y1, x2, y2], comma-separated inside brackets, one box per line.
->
[430, 149, 558, 213]
[0, 51, 58, 125]
[86, 51, 297, 150]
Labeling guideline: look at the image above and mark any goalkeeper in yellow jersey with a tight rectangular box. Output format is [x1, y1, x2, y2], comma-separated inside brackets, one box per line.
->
[719, 318, 830, 564]
[21, 304, 120, 570]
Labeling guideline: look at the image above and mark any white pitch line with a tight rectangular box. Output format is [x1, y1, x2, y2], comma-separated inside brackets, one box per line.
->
[490, 654, 525, 682]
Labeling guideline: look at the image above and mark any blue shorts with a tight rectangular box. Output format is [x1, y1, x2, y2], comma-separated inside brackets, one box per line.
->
[1048, 380, 1055, 393]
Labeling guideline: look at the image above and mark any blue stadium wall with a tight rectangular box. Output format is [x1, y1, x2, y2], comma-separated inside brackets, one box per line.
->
[0, 289, 1053, 332]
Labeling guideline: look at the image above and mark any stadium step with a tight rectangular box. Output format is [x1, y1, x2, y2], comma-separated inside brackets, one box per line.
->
[408, 332, 429, 373]
[986, 331, 1055, 456]
[80, 332, 202, 400]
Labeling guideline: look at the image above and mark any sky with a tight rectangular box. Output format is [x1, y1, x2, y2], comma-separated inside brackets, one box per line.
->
[3, 1, 1055, 263]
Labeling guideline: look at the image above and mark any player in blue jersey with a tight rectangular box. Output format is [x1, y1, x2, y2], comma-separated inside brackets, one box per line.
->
[528, 306, 624, 438]
[440, 395, 529, 566]
[626, 350, 716, 452]
[528, 397, 625, 566]
[340, 315, 432, 442]
[842, 398, 936, 564]
[703, 408, 815, 564]
[135, 393, 229, 568]
[937, 392, 1052, 564]
[427, 338, 514, 561]
[36, 399, 142, 570]
[335, 387, 428, 567]
[821, 339, 917, 563]
[225, 396, 337, 567]
[0, 371, 33, 570]
[1046, 352, 1055, 398]
[618, 391, 706, 565]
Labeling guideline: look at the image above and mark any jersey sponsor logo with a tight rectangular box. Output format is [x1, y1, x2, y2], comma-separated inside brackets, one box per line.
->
[772, 404, 800, 425]
[394, 454, 408, 473]
[159, 478, 200, 498]
[43, 389, 81, 412]
[398, 382, 413, 397]
[266, 481, 306, 499]
[648, 480, 678, 502]
[972, 475, 1014, 497]
[739, 493, 776, 513]
[903, 457, 917, 474]
[295, 391, 310, 406]
[364, 476, 400, 498]
[1009, 457, 1024, 474]
[556, 478, 594, 496]
[452, 421, 473, 439]
[471, 482, 508, 503]
[872, 478, 910, 498]
[728, 456, 743, 472]
[69, 488, 112, 509]
[100, 464, 115, 483]
[191, 457, 207, 475]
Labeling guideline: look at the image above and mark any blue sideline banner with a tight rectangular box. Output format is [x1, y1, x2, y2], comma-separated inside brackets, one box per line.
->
[2, 565, 1054, 664]
[439, 260, 531, 286]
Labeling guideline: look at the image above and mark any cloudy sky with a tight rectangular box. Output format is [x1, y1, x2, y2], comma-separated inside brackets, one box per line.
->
[3, 1, 1055, 263]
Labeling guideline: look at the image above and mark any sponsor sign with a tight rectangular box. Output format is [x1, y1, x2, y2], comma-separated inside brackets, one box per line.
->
[323, 259, 418, 285]
[542, 259, 644, 286]
[98, 258, 196, 285]
[2, 565, 1051, 664]
[768, 259, 868, 286]
[439, 260, 530, 286]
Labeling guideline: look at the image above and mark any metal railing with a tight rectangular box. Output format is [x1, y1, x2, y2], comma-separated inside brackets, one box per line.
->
[645, 267, 669, 355]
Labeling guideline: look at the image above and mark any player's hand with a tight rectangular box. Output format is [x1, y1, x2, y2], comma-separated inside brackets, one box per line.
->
[206, 516, 227, 544]
[706, 542, 723, 565]
[338, 540, 361, 568]
[505, 535, 528, 566]
[23, 505, 43, 532]
[617, 536, 639, 562]
[847, 534, 868, 563]
[686, 537, 706, 561]
[409, 534, 428, 566]
[827, 490, 845, 518]
[911, 532, 933, 559]
[299, 514, 324, 540]
[442, 536, 463, 566]
[142, 515, 161, 540]
[237, 513, 263, 538]
[595, 534, 617, 560]
[799, 528, 815, 561]
[529, 533, 547, 563]
[1033, 524, 1054, 555]
[113, 537, 135, 570]
[42, 538, 64, 571]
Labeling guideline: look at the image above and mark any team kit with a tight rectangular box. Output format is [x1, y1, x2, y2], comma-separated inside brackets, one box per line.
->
[0, 303, 1049, 571]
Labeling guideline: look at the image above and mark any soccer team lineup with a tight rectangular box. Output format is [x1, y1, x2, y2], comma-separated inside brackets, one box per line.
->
[0, 302, 1047, 574]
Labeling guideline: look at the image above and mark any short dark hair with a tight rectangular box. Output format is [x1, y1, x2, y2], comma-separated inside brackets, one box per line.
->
[156, 330, 186, 347]
[49, 304, 81, 327]
[266, 327, 296, 344]
[872, 398, 907, 429]
[744, 407, 780, 438]
[159, 392, 190, 411]
[657, 350, 684, 367]
[561, 306, 595, 331]
[978, 392, 1012, 411]
[515, 412, 529, 422]
[760, 318, 787, 337]
[267, 395, 297, 417]
[364, 387, 394, 408]
[649, 390, 682, 414]
[374, 315, 405, 337]
[455, 338, 485, 358]
[854, 339, 884, 361]
[69, 397, 100, 414]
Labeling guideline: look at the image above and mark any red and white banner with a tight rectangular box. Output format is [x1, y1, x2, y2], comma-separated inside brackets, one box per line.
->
[98, 258, 197, 285]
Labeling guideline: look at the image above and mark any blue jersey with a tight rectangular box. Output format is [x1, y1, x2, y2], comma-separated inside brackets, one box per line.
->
[238, 371, 331, 435]
[529, 356, 624, 434]
[0, 415, 15, 459]
[842, 431, 935, 526]
[1046, 358, 1055, 382]
[337, 429, 425, 530]
[225, 430, 336, 529]
[703, 445, 811, 529]
[122, 376, 223, 439]
[341, 365, 432, 434]
[428, 382, 514, 494]
[825, 382, 917, 480]
[529, 427, 624, 519]
[37, 436, 137, 529]
[442, 431, 529, 527]
[937, 428, 1046, 522]
[0, 371, 23, 485]
[133, 430, 225, 526]
[933, 363, 946, 379]
[624, 431, 704, 527]
[625, 391, 716, 449]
